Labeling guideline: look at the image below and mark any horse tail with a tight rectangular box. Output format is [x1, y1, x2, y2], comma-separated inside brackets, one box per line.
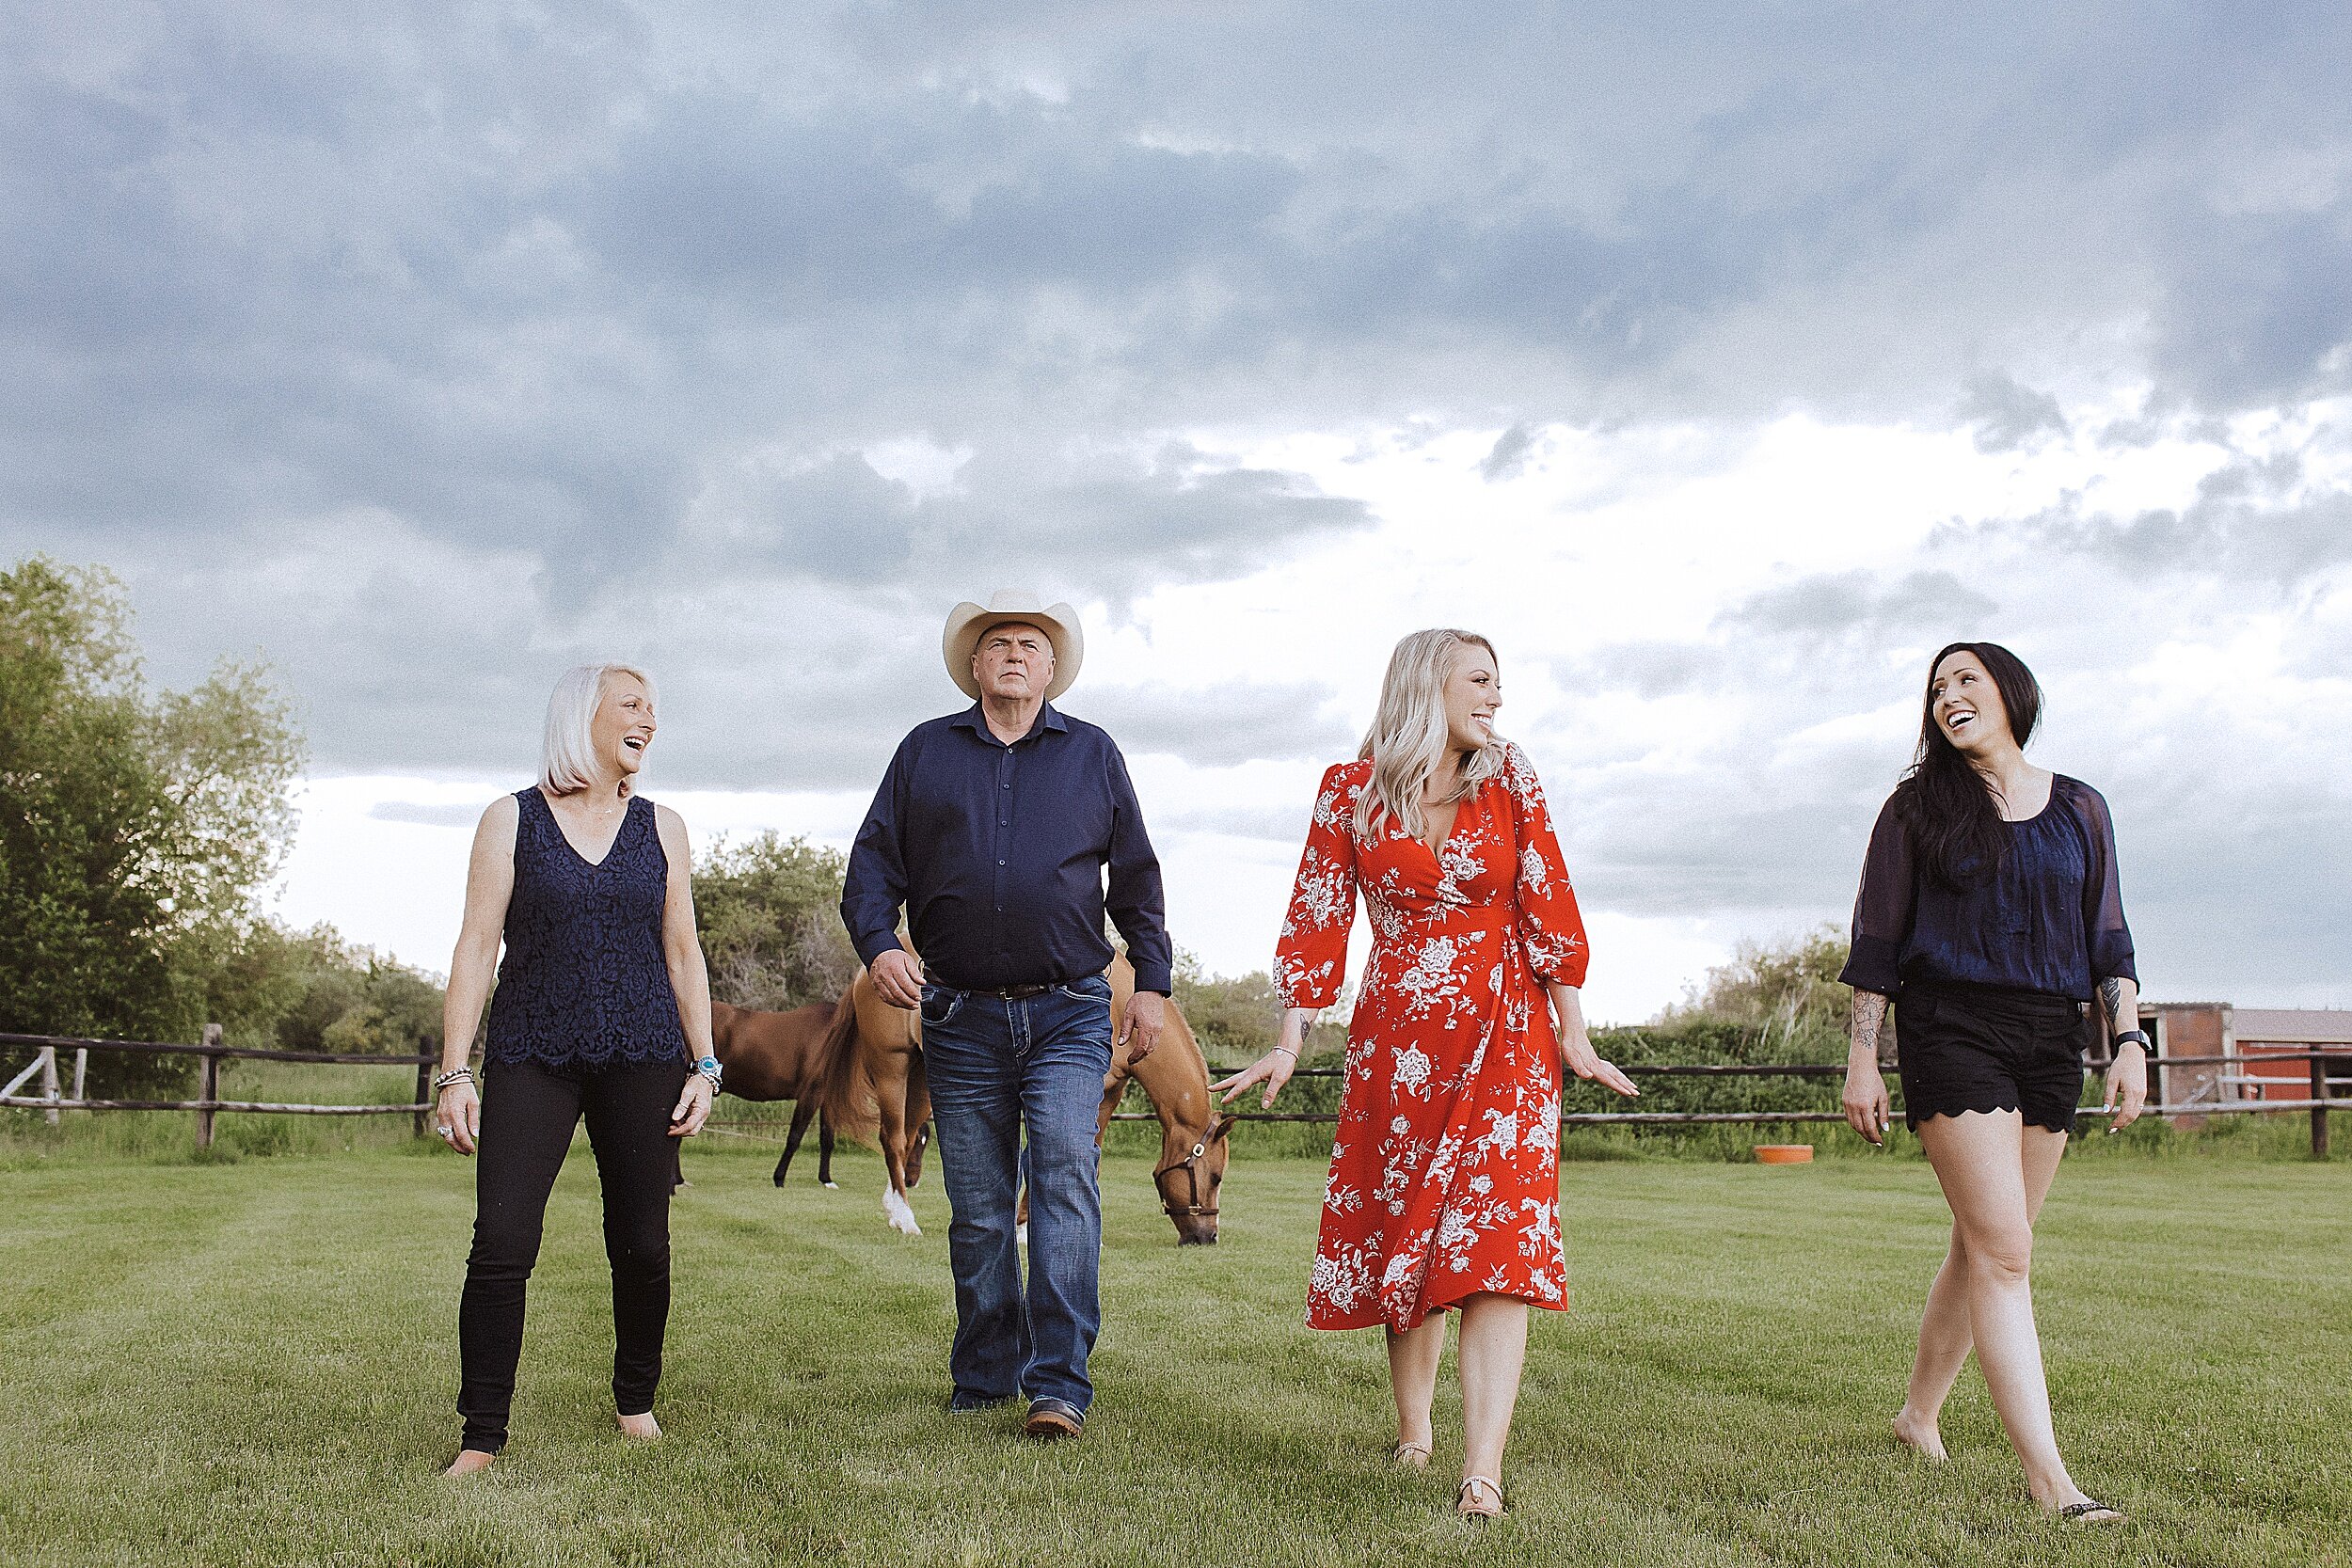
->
[815, 982, 882, 1146]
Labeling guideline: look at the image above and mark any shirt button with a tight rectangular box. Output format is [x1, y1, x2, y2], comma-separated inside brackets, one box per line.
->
[997, 859, 1007, 866]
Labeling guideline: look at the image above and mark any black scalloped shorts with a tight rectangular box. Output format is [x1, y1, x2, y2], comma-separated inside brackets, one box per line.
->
[1895, 981, 2089, 1135]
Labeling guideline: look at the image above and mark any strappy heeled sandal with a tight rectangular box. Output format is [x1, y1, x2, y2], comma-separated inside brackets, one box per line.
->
[1390, 1440, 1431, 1471]
[1455, 1475, 1504, 1521]
[2058, 1499, 2124, 1525]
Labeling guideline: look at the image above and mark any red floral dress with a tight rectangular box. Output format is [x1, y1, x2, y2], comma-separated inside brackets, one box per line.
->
[1276, 743, 1590, 1332]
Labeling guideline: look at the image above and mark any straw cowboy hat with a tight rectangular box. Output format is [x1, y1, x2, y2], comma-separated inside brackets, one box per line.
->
[942, 590, 1086, 701]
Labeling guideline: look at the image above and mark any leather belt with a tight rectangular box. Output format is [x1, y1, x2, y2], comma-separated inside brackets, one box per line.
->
[948, 981, 1062, 1000]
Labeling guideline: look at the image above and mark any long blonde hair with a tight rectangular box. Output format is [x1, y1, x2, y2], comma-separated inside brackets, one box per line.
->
[541, 662, 657, 796]
[1355, 628, 1505, 839]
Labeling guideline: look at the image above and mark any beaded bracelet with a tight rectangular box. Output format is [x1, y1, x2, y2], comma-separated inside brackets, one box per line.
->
[432, 1066, 475, 1091]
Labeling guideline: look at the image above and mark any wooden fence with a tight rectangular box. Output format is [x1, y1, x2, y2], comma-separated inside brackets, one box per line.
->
[0, 1029, 436, 1148]
[7, 1029, 2347, 1156]
[1158, 1052, 2352, 1155]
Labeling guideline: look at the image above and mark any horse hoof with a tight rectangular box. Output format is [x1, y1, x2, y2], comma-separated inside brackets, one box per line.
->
[822, 1180, 838, 1190]
[883, 1187, 921, 1236]
[1015, 1223, 1028, 1248]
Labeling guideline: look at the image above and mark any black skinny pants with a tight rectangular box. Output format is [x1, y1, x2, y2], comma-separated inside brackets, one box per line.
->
[457, 1055, 686, 1453]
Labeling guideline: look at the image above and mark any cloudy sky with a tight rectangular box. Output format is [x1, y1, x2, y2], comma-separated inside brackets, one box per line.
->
[7, 2, 2349, 1019]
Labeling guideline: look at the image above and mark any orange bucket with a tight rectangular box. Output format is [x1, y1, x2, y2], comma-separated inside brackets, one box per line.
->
[1754, 1144, 1814, 1164]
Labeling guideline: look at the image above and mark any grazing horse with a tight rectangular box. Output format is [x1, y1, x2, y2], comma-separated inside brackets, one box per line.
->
[817, 953, 1231, 1243]
[1096, 958, 1230, 1243]
[812, 966, 935, 1235]
[707, 999, 841, 1188]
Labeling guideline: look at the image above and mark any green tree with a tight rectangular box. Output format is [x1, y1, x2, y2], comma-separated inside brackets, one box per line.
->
[694, 832, 859, 1010]
[0, 559, 304, 1089]
[1168, 954, 1349, 1069]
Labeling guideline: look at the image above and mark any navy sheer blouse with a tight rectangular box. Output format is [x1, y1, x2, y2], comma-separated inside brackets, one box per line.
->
[1837, 775, 2136, 1002]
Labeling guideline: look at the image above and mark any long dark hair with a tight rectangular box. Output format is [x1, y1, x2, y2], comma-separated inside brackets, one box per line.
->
[1892, 641, 2043, 889]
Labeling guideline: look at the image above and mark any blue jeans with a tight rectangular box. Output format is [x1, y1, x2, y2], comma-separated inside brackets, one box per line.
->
[919, 974, 1114, 1418]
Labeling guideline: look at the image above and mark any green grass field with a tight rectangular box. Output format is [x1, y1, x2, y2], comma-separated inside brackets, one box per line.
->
[2, 1130, 2345, 1567]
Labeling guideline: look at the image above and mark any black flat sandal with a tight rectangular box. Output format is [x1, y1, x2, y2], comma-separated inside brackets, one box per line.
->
[2058, 1500, 2124, 1524]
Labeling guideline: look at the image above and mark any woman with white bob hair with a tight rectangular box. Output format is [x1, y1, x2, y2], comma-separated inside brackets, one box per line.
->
[430, 663, 720, 1476]
[1216, 628, 1637, 1520]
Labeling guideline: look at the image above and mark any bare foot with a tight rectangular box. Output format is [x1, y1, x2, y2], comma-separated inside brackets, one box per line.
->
[616, 1412, 661, 1441]
[442, 1449, 496, 1478]
[1891, 1410, 1947, 1462]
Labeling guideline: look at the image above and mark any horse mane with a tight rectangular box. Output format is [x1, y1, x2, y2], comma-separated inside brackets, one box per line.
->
[813, 982, 882, 1146]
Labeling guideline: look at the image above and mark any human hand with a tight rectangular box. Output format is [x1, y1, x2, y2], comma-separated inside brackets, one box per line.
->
[1842, 1060, 1890, 1146]
[436, 1080, 482, 1156]
[670, 1073, 714, 1137]
[1560, 1022, 1640, 1098]
[2103, 1042, 2148, 1132]
[1120, 991, 1167, 1063]
[1212, 1011, 1308, 1109]
[871, 949, 925, 1009]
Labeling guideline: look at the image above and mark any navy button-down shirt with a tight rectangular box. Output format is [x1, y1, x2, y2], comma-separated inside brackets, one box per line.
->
[841, 702, 1174, 994]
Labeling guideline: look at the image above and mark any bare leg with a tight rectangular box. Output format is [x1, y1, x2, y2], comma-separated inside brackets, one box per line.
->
[1456, 1294, 1529, 1487]
[1386, 1312, 1445, 1456]
[1898, 1126, 2067, 1458]
[1916, 1112, 2095, 1510]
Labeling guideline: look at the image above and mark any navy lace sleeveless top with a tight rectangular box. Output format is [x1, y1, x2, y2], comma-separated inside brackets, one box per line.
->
[1838, 774, 2137, 1003]
[485, 788, 689, 1068]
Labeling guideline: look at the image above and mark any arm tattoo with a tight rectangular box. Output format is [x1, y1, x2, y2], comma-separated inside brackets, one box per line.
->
[1850, 991, 1887, 1056]
[2097, 977, 2123, 1027]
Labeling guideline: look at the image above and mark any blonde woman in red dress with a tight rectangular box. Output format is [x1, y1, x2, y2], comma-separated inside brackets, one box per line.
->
[1216, 628, 1638, 1521]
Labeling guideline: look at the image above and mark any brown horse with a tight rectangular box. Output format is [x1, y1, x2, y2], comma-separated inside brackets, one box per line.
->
[811, 966, 935, 1234]
[707, 999, 842, 1188]
[1089, 957, 1232, 1245]
[818, 954, 1229, 1243]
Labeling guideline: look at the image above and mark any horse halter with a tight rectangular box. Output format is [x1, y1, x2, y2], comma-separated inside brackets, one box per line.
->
[1152, 1136, 1219, 1220]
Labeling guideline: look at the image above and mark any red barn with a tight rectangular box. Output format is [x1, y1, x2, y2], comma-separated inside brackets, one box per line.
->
[2137, 1003, 2352, 1113]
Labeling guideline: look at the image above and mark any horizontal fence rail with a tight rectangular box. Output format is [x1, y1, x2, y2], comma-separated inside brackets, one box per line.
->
[9, 1029, 2347, 1154]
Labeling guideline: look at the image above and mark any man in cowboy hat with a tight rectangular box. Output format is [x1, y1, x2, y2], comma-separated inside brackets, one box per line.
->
[841, 589, 1171, 1441]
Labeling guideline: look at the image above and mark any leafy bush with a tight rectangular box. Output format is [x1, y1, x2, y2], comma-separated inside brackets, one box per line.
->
[695, 832, 860, 1010]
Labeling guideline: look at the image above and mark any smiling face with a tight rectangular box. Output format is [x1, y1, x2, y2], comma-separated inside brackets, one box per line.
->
[1441, 641, 1501, 753]
[971, 621, 1055, 703]
[591, 672, 657, 779]
[1930, 649, 2011, 756]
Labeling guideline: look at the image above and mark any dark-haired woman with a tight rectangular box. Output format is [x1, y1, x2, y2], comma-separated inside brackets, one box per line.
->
[1839, 642, 2147, 1525]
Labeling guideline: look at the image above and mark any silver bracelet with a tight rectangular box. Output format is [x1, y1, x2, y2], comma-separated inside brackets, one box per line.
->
[1269, 1046, 1297, 1059]
[432, 1066, 475, 1091]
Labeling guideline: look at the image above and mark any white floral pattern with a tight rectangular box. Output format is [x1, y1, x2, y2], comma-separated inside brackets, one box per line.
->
[1275, 746, 1592, 1331]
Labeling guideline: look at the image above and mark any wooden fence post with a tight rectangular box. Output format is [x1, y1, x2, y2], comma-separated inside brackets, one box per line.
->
[413, 1037, 437, 1139]
[2312, 1055, 2329, 1160]
[39, 1047, 59, 1126]
[197, 1023, 222, 1149]
[72, 1047, 87, 1103]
